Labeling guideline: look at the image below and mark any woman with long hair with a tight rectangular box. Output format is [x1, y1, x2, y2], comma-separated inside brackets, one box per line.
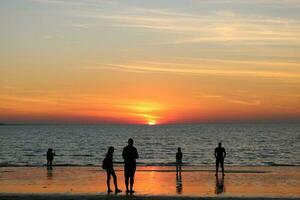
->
[103, 146, 122, 193]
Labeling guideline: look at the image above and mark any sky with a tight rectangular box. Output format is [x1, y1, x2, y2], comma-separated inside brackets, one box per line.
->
[0, 0, 300, 124]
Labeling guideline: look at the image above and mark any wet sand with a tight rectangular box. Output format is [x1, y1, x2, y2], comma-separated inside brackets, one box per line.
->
[0, 166, 299, 199]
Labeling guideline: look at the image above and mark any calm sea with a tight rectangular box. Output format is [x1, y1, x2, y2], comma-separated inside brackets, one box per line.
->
[0, 123, 299, 167]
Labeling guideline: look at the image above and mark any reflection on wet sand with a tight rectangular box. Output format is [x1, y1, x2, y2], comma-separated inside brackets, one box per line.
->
[176, 166, 183, 194]
[215, 175, 225, 194]
[0, 166, 299, 197]
[47, 168, 53, 180]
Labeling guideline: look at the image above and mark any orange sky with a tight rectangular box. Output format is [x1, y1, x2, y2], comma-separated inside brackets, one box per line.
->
[0, 0, 300, 124]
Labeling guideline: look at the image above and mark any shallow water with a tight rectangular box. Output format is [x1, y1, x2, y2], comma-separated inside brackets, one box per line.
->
[0, 123, 299, 166]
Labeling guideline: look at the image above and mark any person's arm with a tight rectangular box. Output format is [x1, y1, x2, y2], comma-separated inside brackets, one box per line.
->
[214, 148, 217, 158]
[122, 148, 125, 160]
[135, 149, 139, 159]
[223, 149, 226, 158]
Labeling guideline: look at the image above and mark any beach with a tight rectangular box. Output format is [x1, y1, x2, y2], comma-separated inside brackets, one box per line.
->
[1, 166, 300, 199]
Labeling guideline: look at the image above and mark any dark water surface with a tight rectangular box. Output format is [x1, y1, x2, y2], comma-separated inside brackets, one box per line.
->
[0, 123, 299, 166]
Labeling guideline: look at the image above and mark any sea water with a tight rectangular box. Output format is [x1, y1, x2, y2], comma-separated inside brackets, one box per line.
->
[0, 123, 299, 166]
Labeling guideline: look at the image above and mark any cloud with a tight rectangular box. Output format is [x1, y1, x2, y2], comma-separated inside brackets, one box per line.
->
[85, 60, 300, 80]
[197, 95, 223, 99]
[71, 2, 300, 46]
[36, 0, 298, 47]
[228, 99, 261, 106]
[30, 0, 84, 6]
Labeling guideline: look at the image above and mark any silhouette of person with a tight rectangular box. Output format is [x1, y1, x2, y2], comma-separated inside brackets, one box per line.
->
[215, 142, 226, 176]
[47, 148, 55, 168]
[122, 138, 139, 193]
[103, 147, 122, 193]
[176, 147, 182, 177]
[215, 175, 225, 194]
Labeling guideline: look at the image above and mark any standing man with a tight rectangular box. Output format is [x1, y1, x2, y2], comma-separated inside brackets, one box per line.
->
[176, 147, 183, 177]
[122, 138, 139, 193]
[47, 148, 55, 169]
[215, 142, 226, 176]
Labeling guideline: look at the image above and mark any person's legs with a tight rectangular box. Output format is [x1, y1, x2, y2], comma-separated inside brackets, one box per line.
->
[125, 176, 129, 192]
[106, 171, 112, 192]
[216, 159, 219, 176]
[130, 165, 136, 192]
[124, 166, 130, 192]
[221, 159, 225, 176]
[111, 170, 117, 189]
[130, 175, 134, 192]
[111, 170, 121, 192]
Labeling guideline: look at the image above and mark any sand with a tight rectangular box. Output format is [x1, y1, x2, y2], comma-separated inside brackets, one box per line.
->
[0, 194, 299, 200]
[0, 166, 300, 199]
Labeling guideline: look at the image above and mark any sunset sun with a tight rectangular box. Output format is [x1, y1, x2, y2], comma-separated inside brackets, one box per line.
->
[148, 121, 156, 126]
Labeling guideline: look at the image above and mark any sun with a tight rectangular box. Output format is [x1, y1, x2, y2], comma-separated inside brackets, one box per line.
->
[148, 120, 156, 125]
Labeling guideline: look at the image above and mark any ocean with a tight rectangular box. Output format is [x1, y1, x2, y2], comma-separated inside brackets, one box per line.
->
[0, 123, 299, 167]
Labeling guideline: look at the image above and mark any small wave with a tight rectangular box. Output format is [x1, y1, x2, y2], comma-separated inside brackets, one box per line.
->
[24, 154, 38, 157]
[264, 162, 297, 167]
[70, 154, 94, 157]
[51, 163, 95, 167]
[139, 162, 189, 166]
[0, 163, 32, 167]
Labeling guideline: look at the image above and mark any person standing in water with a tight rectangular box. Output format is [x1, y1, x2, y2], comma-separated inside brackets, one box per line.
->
[103, 147, 122, 193]
[176, 147, 183, 194]
[122, 138, 139, 193]
[176, 147, 183, 177]
[47, 148, 55, 168]
[215, 142, 226, 176]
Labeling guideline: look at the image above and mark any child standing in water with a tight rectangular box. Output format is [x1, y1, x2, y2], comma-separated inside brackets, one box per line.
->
[47, 148, 55, 168]
[103, 147, 122, 193]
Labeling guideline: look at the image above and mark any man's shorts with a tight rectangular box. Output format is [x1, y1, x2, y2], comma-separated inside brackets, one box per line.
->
[124, 164, 136, 177]
[216, 158, 224, 168]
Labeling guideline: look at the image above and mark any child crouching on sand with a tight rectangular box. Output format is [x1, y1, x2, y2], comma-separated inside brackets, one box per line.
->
[102, 147, 122, 193]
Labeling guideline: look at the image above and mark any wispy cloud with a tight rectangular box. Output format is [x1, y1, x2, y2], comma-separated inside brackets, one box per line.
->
[70, 2, 300, 46]
[34, 0, 300, 46]
[85, 60, 300, 80]
[228, 99, 261, 106]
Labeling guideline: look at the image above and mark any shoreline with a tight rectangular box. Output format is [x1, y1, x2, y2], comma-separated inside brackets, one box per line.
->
[1, 164, 299, 168]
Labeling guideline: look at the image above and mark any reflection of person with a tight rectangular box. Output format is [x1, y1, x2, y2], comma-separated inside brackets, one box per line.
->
[103, 147, 122, 193]
[176, 147, 182, 177]
[122, 138, 139, 193]
[47, 148, 55, 168]
[214, 143, 226, 176]
[47, 168, 53, 180]
[176, 170, 183, 194]
[215, 175, 225, 194]
[176, 175, 183, 194]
